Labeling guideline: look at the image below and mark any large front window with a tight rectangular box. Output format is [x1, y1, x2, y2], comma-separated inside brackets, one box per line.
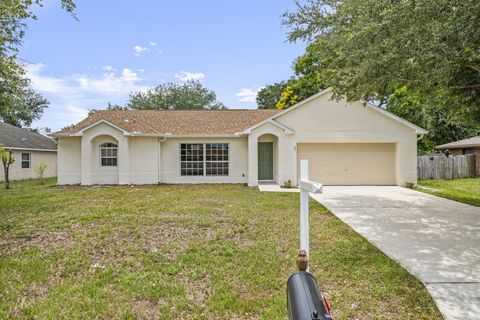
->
[100, 143, 118, 166]
[181, 143, 229, 176]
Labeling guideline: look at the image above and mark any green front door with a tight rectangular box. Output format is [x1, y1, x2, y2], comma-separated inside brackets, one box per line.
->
[258, 142, 273, 180]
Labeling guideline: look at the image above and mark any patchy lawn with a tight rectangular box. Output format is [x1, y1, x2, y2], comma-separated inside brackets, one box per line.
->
[418, 178, 480, 206]
[0, 179, 440, 319]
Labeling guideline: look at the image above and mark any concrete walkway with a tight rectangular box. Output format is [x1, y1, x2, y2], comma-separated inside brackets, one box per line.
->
[257, 184, 299, 193]
[311, 186, 480, 320]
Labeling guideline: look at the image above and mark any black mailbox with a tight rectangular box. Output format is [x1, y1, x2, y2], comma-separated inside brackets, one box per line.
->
[287, 271, 333, 320]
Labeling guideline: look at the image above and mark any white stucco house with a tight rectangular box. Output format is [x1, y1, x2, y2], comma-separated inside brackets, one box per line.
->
[53, 89, 426, 187]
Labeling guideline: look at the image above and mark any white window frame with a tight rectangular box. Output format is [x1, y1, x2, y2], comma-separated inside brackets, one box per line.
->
[180, 143, 229, 177]
[100, 143, 118, 167]
[21, 152, 30, 169]
[205, 143, 229, 176]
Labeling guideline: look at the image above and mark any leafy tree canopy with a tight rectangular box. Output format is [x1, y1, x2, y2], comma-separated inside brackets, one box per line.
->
[0, 86, 49, 127]
[387, 87, 479, 154]
[127, 81, 225, 110]
[256, 82, 286, 109]
[283, 0, 480, 120]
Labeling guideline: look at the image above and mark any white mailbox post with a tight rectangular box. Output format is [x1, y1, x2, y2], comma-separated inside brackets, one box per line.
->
[299, 159, 323, 271]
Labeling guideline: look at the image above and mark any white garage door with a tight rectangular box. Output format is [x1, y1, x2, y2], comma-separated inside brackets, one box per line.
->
[297, 143, 396, 185]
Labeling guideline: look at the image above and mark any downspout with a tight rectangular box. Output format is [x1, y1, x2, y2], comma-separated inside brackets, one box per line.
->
[417, 133, 425, 141]
[157, 134, 169, 183]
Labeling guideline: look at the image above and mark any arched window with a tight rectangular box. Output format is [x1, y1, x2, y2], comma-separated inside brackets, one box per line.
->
[100, 143, 117, 166]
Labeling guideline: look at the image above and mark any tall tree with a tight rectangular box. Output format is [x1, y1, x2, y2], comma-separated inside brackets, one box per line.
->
[128, 81, 225, 110]
[283, 0, 480, 120]
[0, 0, 76, 127]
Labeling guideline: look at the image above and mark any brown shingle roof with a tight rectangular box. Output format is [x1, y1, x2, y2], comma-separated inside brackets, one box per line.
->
[56, 109, 281, 136]
[436, 136, 480, 149]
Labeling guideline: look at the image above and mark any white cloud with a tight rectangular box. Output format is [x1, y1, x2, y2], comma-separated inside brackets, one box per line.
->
[133, 45, 149, 56]
[174, 71, 205, 81]
[102, 65, 114, 72]
[74, 68, 143, 94]
[236, 87, 263, 103]
[25, 63, 73, 94]
[25, 63, 148, 131]
[133, 43, 161, 55]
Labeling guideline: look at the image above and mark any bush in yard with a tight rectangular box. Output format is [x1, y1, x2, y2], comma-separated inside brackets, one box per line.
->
[35, 162, 48, 182]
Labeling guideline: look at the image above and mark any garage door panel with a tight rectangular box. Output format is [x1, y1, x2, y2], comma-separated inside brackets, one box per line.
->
[297, 143, 396, 185]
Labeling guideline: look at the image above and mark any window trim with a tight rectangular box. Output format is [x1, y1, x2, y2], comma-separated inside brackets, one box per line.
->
[21, 152, 30, 169]
[205, 143, 229, 176]
[180, 143, 230, 177]
[99, 142, 118, 167]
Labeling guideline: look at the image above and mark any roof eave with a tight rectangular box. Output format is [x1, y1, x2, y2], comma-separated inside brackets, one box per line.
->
[241, 119, 295, 135]
[53, 119, 133, 137]
[436, 144, 480, 149]
[2, 146, 57, 152]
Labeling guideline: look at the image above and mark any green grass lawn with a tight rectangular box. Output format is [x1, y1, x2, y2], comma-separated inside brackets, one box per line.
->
[418, 178, 480, 206]
[0, 179, 440, 319]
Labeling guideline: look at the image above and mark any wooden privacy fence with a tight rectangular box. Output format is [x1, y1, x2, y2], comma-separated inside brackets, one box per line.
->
[417, 154, 476, 180]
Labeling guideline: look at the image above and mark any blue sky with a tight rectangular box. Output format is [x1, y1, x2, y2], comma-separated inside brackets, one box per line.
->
[21, 1, 305, 131]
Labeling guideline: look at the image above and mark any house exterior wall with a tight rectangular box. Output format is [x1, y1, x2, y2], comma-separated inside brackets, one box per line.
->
[161, 137, 248, 184]
[57, 137, 81, 184]
[57, 132, 248, 185]
[129, 137, 160, 184]
[248, 94, 418, 187]
[0, 149, 57, 181]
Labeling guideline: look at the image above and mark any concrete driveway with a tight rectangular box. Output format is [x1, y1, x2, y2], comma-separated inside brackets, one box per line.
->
[311, 186, 480, 320]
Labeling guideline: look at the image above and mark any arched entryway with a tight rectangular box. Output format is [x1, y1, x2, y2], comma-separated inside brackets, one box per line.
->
[90, 135, 119, 184]
[257, 134, 279, 182]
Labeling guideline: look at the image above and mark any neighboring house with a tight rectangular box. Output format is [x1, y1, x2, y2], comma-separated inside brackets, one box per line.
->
[0, 122, 57, 181]
[53, 89, 426, 187]
[436, 135, 480, 176]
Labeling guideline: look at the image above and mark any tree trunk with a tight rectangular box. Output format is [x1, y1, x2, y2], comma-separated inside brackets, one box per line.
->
[2, 151, 11, 189]
[3, 162, 10, 189]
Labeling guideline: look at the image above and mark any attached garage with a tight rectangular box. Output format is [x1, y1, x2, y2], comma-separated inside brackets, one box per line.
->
[297, 143, 396, 185]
